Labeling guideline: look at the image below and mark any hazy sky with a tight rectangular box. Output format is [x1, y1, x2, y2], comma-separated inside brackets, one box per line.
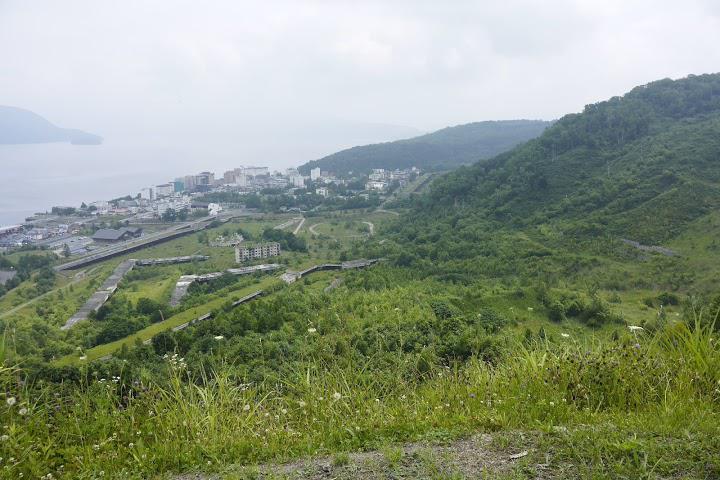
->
[2, 0, 720, 170]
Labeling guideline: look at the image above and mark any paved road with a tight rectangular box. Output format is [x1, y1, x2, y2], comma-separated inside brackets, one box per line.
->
[54, 212, 243, 271]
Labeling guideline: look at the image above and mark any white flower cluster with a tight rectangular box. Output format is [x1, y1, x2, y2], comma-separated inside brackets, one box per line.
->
[163, 353, 187, 369]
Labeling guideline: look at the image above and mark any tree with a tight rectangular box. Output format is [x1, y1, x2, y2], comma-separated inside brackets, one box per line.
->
[161, 208, 177, 222]
[62, 243, 71, 258]
[152, 330, 176, 355]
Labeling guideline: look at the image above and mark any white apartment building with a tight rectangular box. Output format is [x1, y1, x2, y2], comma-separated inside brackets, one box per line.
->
[310, 167, 321, 181]
[140, 187, 154, 200]
[235, 242, 281, 262]
[155, 183, 174, 198]
[291, 175, 305, 187]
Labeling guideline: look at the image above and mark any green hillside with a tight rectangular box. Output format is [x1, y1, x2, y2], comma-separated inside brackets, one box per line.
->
[3, 77, 720, 479]
[384, 74, 720, 291]
[298, 119, 550, 176]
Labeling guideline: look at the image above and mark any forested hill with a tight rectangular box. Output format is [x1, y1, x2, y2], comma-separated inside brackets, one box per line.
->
[298, 119, 550, 176]
[0, 105, 102, 145]
[419, 74, 720, 240]
[381, 74, 720, 286]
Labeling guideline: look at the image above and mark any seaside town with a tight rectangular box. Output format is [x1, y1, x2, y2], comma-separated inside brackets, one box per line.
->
[0, 165, 420, 257]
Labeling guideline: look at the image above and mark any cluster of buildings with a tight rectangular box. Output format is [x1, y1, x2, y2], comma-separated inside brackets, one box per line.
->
[0, 222, 83, 250]
[1, 160, 421, 256]
[365, 167, 419, 191]
[220, 166, 307, 191]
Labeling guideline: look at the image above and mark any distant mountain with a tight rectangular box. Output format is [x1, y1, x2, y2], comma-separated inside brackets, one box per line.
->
[298, 120, 551, 176]
[0, 106, 102, 145]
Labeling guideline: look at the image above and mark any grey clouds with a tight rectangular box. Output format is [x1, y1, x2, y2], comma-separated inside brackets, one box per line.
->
[1, 0, 720, 171]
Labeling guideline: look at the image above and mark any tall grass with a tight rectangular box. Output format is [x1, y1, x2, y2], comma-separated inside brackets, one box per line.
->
[1, 321, 719, 479]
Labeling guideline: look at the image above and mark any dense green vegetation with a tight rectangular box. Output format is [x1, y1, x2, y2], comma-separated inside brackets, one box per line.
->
[2, 75, 720, 478]
[299, 120, 551, 176]
[0, 253, 55, 300]
[383, 74, 720, 293]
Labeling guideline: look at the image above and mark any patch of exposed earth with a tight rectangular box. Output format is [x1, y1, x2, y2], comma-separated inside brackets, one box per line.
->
[171, 432, 572, 479]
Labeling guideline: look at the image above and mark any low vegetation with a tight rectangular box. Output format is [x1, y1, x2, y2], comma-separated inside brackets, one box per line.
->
[2, 315, 718, 478]
[2, 75, 720, 478]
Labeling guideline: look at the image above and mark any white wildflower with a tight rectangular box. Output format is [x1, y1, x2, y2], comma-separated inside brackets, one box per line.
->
[307, 327, 317, 333]
[561, 333, 570, 338]
[214, 335, 224, 340]
[332, 392, 342, 401]
[5, 397, 16, 407]
[527, 307, 534, 311]
[0, 434, 8, 441]
[18, 407, 27, 416]
[281, 408, 288, 415]
[243, 404, 250, 411]
[628, 325, 644, 332]
[298, 400, 306, 408]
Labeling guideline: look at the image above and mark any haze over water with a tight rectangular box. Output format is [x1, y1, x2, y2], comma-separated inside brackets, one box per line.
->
[0, 122, 423, 227]
[0, 142, 171, 226]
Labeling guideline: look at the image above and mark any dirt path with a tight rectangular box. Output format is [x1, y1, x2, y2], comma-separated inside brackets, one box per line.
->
[275, 217, 303, 230]
[375, 208, 400, 217]
[362, 221, 374, 236]
[293, 217, 306, 235]
[173, 432, 557, 479]
[308, 223, 327, 237]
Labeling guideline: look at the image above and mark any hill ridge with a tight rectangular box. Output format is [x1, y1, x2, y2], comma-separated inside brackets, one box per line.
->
[0, 105, 102, 145]
[298, 119, 550, 176]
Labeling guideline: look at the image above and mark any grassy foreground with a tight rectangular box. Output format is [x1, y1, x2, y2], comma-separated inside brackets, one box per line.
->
[2, 319, 719, 479]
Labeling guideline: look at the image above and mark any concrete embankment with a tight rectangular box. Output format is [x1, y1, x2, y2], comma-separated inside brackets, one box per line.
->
[169, 264, 281, 307]
[61, 259, 137, 330]
[63, 256, 211, 329]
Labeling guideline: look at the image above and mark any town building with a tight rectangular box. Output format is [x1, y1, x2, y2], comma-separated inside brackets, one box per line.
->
[315, 187, 329, 197]
[243, 166, 269, 177]
[208, 203, 222, 216]
[365, 181, 386, 191]
[155, 183, 174, 198]
[310, 167, 321, 181]
[0, 225, 23, 237]
[140, 187, 154, 200]
[235, 242, 281, 262]
[92, 227, 143, 244]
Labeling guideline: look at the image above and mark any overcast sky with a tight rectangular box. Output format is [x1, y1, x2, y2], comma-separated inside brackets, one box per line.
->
[2, 0, 720, 170]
